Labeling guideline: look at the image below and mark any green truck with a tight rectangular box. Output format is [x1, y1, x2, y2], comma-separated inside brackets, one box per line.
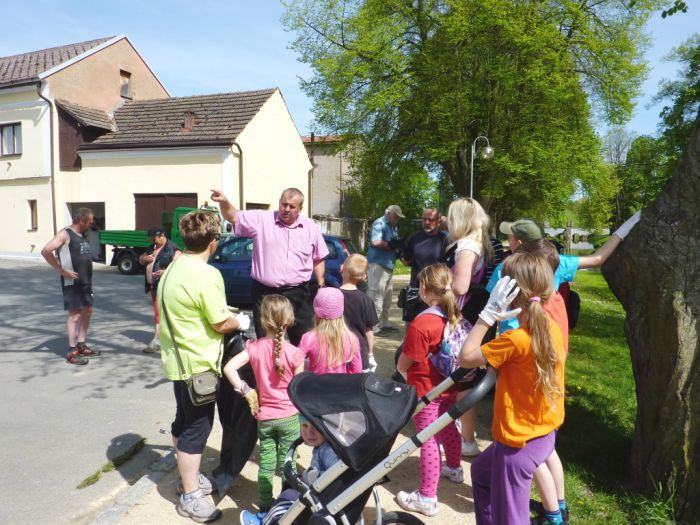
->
[99, 206, 222, 274]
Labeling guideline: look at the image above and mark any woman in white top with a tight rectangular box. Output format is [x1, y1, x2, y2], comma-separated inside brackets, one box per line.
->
[445, 197, 494, 457]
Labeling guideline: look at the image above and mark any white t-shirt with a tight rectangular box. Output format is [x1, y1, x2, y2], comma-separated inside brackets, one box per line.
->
[455, 238, 485, 274]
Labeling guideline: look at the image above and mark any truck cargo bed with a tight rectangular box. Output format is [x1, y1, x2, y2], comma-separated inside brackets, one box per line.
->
[99, 230, 151, 248]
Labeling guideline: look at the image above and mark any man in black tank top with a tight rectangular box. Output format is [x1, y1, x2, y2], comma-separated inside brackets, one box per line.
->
[41, 207, 99, 365]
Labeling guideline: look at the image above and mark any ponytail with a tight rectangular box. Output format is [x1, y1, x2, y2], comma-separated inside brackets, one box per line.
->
[417, 263, 462, 329]
[502, 252, 563, 409]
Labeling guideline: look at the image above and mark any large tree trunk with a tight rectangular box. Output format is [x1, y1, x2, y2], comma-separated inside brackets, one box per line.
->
[602, 114, 700, 523]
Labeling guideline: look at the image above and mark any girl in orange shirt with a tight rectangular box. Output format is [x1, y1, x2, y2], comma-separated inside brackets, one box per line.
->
[459, 252, 566, 525]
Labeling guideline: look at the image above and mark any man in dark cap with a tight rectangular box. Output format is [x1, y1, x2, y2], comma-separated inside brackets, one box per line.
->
[139, 226, 181, 352]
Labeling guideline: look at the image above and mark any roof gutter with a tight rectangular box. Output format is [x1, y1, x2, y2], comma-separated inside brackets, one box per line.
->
[36, 81, 57, 236]
[80, 139, 235, 151]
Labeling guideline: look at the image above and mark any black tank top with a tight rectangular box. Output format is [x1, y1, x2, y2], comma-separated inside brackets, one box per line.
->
[58, 227, 93, 287]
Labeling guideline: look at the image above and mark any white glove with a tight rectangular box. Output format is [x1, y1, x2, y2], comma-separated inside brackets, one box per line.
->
[479, 276, 522, 326]
[613, 211, 641, 240]
[235, 313, 251, 332]
[367, 354, 378, 373]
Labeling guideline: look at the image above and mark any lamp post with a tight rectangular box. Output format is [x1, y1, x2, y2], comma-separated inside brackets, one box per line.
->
[470, 136, 494, 198]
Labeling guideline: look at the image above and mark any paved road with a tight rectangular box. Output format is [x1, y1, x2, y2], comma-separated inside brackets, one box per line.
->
[0, 257, 252, 524]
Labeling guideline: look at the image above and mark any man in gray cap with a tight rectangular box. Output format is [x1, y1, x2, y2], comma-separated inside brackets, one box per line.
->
[367, 205, 404, 335]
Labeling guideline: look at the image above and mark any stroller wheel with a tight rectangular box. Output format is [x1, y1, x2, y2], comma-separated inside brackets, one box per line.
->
[379, 511, 425, 525]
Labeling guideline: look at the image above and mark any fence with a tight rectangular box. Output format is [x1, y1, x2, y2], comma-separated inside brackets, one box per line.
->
[313, 215, 369, 252]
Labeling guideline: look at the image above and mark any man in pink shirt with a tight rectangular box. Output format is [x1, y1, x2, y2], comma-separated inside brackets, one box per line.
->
[211, 188, 329, 344]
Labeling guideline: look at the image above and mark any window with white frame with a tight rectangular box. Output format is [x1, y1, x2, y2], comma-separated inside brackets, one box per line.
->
[1, 123, 22, 156]
[28, 200, 38, 231]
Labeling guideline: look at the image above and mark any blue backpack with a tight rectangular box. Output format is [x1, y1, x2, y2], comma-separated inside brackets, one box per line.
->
[418, 306, 479, 383]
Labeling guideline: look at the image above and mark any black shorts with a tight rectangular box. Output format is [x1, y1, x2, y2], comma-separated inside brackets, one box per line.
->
[171, 381, 216, 454]
[62, 283, 94, 311]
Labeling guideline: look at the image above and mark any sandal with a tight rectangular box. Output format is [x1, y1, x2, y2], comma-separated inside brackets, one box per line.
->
[78, 344, 101, 356]
[66, 350, 89, 365]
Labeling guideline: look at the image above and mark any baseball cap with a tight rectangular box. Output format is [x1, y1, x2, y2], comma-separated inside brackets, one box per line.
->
[313, 287, 344, 320]
[499, 219, 544, 242]
[147, 226, 163, 238]
[386, 205, 404, 218]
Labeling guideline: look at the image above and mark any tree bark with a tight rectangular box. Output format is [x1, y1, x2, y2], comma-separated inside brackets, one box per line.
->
[602, 113, 700, 523]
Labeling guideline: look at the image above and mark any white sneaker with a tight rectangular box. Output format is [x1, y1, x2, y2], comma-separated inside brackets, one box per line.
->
[396, 490, 438, 517]
[461, 439, 480, 457]
[440, 464, 464, 483]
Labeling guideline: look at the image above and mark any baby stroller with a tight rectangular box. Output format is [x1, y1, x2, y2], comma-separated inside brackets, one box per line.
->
[269, 366, 496, 525]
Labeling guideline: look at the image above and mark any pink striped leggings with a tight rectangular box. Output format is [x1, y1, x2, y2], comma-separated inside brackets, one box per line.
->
[412, 392, 462, 498]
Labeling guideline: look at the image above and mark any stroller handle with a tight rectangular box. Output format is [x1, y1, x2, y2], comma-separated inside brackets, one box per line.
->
[449, 366, 497, 419]
[283, 437, 307, 494]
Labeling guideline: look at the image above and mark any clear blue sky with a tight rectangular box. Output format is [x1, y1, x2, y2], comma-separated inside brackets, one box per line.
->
[1, 1, 696, 137]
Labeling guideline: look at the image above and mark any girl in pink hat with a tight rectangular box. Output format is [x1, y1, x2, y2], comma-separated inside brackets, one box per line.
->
[299, 287, 362, 374]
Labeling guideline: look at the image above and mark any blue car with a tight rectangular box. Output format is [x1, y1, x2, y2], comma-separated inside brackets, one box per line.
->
[209, 234, 359, 306]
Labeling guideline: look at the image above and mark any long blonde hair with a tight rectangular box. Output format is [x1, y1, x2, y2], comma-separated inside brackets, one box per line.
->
[446, 197, 494, 265]
[417, 263, 462, 330]
[313, 317, 357, 369]
[259, 295, 295, 377]
[502, 252, 562, 407]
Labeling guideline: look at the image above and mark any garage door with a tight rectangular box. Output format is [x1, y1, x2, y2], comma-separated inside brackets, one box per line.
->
[134, 194, 198, 230]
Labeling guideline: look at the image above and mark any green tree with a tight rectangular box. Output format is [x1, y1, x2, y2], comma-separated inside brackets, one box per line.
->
[283, 0, 657, 225]
[654, 34, 700, 181]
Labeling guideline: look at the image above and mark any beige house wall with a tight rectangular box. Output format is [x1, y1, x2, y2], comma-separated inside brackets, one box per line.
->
[308, 141, 349, 216]
[45, 37, 168, 111]
[78, 149, 232, 229]
[236, 90, 312, 214]
[0, 86, 56, 253]
[0, 177, 54, 254]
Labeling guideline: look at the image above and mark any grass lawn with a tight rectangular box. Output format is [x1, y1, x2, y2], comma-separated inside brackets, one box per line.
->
[560, 270, 676, 524]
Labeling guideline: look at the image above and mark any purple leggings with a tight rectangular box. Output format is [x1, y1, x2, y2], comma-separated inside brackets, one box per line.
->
[471, 431, 556, 525]
[412, 392, 462, 498]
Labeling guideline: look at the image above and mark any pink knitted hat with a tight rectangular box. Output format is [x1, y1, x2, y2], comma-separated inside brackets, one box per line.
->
[313, 287, 345, 320]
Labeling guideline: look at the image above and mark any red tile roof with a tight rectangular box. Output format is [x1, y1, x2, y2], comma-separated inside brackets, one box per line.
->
[82, 89, 277, 150]
[56, 99, 116, 131]
[0, 37, 115, 88]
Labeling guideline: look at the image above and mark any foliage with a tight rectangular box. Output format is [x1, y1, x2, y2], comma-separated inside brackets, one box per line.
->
[607, 34, 700, 222]
[654, 34, 700, 180]
[283, 0, 658, 225]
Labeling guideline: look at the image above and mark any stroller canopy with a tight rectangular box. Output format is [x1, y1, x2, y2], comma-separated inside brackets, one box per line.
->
[288, 372, 417, 471]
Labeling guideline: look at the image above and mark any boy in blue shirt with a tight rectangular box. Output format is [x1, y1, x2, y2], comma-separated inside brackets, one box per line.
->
[487, 213, 641, 333]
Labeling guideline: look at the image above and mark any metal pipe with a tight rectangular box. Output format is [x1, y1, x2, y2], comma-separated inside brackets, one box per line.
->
[36, 81, 57, 235]
[231, 142, 244, 210]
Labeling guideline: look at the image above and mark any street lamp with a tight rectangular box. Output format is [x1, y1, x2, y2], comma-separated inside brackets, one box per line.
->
[470, 136, 494, 198]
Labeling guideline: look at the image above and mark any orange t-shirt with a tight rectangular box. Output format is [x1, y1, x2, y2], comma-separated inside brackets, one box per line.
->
[544, 291, 569, 354]
[481, 323, 565, 448]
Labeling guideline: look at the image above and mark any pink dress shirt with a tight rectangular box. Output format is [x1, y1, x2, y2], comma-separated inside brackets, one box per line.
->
[235, 210, 329, 287]
[299, 330, 363, 374]
[246, 337, 306, 421]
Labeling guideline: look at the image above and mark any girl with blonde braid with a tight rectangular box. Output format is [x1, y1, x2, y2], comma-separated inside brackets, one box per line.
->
[459, 252, 566, 525]
[299, 287, 362, 374]
[223, 295, 305, 525]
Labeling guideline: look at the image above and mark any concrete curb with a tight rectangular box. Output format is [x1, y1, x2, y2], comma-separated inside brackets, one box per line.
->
[88, 451, 177, 525]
